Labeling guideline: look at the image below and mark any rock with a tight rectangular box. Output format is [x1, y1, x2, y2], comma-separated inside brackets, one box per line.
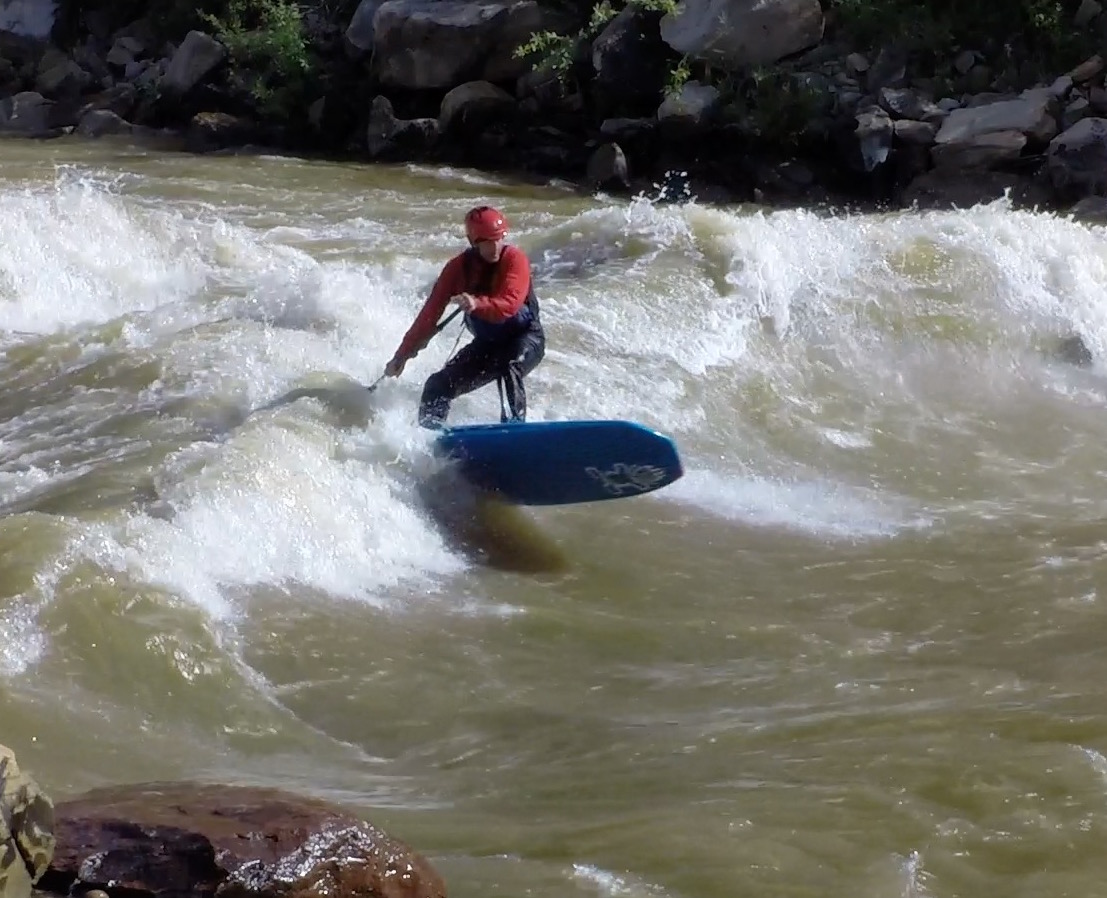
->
[1070, 194, 1107, 221]
[371, 0, 568, 90]
[111, 17, 157, 54]
[934, 93, 1058, 147]
[1075, 0, 1102, 28]
[1064, 96, 1090, 129]
[659, 0, 823, 69]
[954, 50, 977, 75]
[0, 0, 56, 40]
[0, 744, 55, 898]
[656, 80, 720, 129]
[893, 118, 937, 145]
[134, 57, 166, 96]
[599, 116, 655, 141]
[308, 96, 325, 132]
[123, 58, 148, 81]
[963, 64, 993, 93]
[963, 91, 1014, 108]
[366, 94, 439, 159]
[72, 40, 110, 83]
[591, 4, 674, 118]
[0, 55, 16, 84]
[1052, 76, 1076, 99]
[366, 94, 399, 155]
[344, 0, 387, 56]
[1091, 85, 1107, 113]
[877, 86, 943, 122]
[515, 63, 563, 106]
[186, 111, 260, 152]
[901, 169, 1050, 210]
[932, 130, 1027, 168]
[38, 782, 445, 898]
[34, 59, 90, 99]
[161, 30, 228, 96]
[845, 52, 869, 74]
[585, 141, 629, 190]
[836, 88, 862, 113]
[106, 35, 145, 69]
[0, 30, 39, 70]
[76, 108, 131, 137]
[438, 79, 515, 133]
[866, 45, 907, 93]
[1046, 117, 1107, 203]
[81, 81, 137, 119]
[1069, 54, 1104, 83]
[848, 106, 894, 172]
[0, 90, 54, 133]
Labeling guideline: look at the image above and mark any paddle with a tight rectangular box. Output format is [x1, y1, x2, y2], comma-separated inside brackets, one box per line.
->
[367, 307, 463, 393]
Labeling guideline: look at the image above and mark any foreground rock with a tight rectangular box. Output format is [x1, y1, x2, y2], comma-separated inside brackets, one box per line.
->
[38, 783, 446, 898]
[0, 744, 56, 898]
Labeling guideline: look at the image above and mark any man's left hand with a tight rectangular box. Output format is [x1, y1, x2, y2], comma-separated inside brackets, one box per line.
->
[451, 293, 478, 312]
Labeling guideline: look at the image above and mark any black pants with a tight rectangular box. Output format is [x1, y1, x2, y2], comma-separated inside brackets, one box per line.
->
[419, 325, 545, 428]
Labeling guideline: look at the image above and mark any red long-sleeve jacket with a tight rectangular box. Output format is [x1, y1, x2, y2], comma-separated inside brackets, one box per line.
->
[394, 245, 533, 361]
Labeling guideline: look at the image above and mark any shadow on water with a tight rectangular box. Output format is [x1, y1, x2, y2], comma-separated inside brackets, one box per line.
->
[415, 461, 569, 575]
[251, 376, 382, 429]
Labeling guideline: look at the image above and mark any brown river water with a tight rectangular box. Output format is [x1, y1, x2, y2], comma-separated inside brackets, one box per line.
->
[4, 137, 1107, 897]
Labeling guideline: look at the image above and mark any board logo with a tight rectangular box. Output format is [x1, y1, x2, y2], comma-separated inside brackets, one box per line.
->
[585, 462, 669, 496]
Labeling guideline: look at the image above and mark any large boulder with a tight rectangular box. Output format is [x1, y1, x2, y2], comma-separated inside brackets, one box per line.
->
[933, 92, 1058, 147]
[38, 782, 446, 898]
[0, 90, 54, 133]
[160, 30, 228, 96]
[0, 744, 56, 898]
[590, 4, 675, 118]
[900, 169, 1052, 210]
[366, 94, 439, 159]
[344, 0, 388, 56]
[438, 79, 515, 134]
[659, 0, 823, 68]
[930, 90, 1060, 171]
[371, 0, 571, 90]
[1046, 116, 1107, 203]
[0, 0, 56, 40]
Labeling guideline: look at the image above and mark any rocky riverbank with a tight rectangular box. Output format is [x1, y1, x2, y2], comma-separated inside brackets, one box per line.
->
[2, 0, 1107, 216]
[0, 743, 445, 898]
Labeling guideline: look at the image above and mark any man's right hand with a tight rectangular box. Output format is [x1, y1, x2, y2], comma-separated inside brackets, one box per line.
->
[385, 355, 406, 377]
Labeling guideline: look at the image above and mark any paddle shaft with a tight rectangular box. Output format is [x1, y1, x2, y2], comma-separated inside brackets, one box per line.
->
[367, 306, 463, 391]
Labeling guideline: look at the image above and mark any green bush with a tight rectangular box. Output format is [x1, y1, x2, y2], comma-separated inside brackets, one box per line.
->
[826, 0, 1098, 73]
[514, 0, 679, 85]
[201, 0, 311, 118]
[738, 69, 823, 150]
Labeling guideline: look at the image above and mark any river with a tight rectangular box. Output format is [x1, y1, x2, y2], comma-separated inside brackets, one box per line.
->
[3, 137, 1107, 898]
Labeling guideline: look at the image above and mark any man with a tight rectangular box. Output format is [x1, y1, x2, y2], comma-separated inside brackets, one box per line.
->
[385, 205, 546, 429]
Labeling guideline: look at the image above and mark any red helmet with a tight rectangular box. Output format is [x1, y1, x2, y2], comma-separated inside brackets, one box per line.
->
[465, 206, 508, 242]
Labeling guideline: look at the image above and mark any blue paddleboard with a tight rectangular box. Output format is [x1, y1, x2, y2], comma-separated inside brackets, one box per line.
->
[433, 419, 684, 506]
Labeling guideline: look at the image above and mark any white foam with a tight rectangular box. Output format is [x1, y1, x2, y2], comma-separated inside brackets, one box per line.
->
[666, 468, 930, 540]
[65, 415, 463, 618]
[571, 863, 670, 897]
[0, 176, 211, 334]
[0, 598, 48, 676]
